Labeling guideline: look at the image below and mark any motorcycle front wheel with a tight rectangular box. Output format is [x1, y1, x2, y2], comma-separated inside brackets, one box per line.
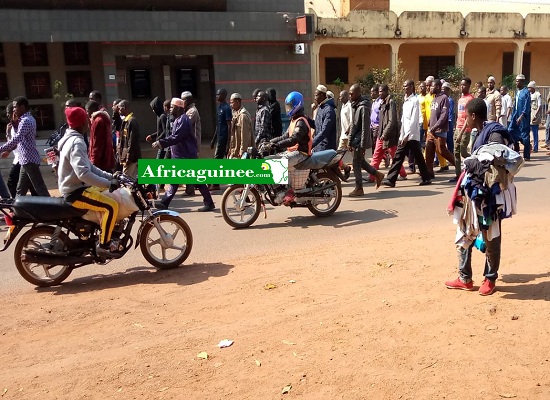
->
[221, 185, 261, 229]
[14, 226, 73, 287]
[139, 215, 193, 269]
[306, 171, 342, 217]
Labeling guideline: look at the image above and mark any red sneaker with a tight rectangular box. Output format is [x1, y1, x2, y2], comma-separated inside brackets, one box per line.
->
[479, 279, 496, 296]
[445, 277, 474, 291]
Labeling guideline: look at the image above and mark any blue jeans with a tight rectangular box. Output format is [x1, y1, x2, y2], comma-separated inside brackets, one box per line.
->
[545, 114, 550, 146]
[530, 124, 539, 152]
[458, 219, 501, 283]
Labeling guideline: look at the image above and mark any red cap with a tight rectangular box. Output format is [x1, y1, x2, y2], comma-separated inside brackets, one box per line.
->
[65, 107, 88, 128]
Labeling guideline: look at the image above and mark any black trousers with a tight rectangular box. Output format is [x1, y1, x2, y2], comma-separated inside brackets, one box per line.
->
[386, 140, 431, 184]
[352, 148, 377, 188]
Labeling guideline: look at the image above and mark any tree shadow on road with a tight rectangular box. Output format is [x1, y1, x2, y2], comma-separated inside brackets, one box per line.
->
[498, 281, 550, 301]
[35, 262, 234, 295]
[500, 272, 550, 283]
[511, 176, 545, 182]
[498, 272, 550, 301]
[354, 189, 443, 200]
[247, 208, 398, 230]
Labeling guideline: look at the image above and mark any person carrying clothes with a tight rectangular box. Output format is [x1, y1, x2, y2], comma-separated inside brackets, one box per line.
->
[57, 106, 120, 259]
[508, 74, 531, 160]
[445, 98, 516, 296]
[266, 87, 283, 138]
[269, 91, 314, 205]
[347, 83, 384, 197]
[152, 98, 215, 212]
[312, 84, 337, 152]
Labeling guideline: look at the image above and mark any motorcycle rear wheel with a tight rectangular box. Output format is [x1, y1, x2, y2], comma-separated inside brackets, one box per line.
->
[139, 214, 193, 269]
[306, 171, 342, 217]
[221, 185, 262, 229]
[14, 226, 73, 287]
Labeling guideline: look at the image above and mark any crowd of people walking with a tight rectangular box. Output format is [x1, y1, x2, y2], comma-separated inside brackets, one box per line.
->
[1, 71, 547, 293]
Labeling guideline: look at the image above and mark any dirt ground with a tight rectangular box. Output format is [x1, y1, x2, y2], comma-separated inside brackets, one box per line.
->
[0, 205, 549, 400]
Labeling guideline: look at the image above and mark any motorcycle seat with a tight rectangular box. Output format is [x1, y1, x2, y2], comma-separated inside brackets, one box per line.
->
[295, 149, 339, 170]
[13, 196, 87, 221]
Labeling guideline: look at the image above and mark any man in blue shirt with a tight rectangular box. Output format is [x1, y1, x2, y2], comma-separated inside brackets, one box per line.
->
[212, 88, 232, 159]
[209, 88, 232, 191]
[508, 74, 531, 160]
[443, 82, 455, 154]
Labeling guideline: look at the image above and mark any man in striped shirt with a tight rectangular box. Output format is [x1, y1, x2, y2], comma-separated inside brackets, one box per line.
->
[0, 96, 50, 196]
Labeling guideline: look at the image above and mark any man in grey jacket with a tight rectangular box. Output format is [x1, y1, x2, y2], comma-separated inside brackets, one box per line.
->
[58, 106, 120, 259]
[347, 83, 384, 197]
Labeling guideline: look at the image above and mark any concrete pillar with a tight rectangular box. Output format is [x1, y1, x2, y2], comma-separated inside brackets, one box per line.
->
[454, 41, 467, 68]
[311, 41, 321, 87]
[390, 42, 401, 75]
[163, 64, 172, 100]
[513, 41, 525, 76]
[101, 46, 118, 104]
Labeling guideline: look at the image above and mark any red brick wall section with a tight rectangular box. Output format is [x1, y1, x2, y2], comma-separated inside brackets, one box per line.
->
[349, 0, 389, 11]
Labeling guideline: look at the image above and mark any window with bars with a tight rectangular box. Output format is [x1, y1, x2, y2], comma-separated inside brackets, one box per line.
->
[24, 72, 52, 99]
[64, 43, 90, 66]
[20, 43, 49, 66]
[325, 57, 349, 84]
[32, 104, 55, 131]
[0, 73, 9, 100]
[66, 71, 92, 97]
[0, 44, 5, 67]
[419, 56, 455, 81]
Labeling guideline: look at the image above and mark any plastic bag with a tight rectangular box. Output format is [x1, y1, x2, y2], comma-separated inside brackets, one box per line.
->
[473, 232, 486, 253]
[81, 188, 139, 224]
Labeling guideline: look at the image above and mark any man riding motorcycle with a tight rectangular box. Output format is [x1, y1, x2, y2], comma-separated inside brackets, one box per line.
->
[57, 106, 120, 259]
[269, 91, 314, 205]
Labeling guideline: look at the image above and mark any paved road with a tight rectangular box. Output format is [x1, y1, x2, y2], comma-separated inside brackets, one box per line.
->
[0, 151, 547, 292]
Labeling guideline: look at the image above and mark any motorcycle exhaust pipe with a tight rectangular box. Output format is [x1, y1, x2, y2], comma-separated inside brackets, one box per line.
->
[21, 253, 92, 266]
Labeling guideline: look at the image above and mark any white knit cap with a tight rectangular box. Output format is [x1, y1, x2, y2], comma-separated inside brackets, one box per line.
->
[527, 81, 536, 88]
[487, 76, 496, 83]
[326, 90, 334, 99]
[316, 84, 328, 93]
[516, 74, 526, 80]
[170, 98, 185, 107]
[230, 93, 242, 100]
[181, 91, 193, 99]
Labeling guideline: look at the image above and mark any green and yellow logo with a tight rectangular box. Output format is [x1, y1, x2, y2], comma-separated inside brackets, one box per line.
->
[138, 159, 289, 185]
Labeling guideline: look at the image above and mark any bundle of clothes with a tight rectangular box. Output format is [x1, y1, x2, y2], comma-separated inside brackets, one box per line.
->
[448, 142, 524, 250]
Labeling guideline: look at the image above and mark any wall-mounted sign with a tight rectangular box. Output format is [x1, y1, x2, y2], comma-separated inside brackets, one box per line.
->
[294, 43, 305, 55]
